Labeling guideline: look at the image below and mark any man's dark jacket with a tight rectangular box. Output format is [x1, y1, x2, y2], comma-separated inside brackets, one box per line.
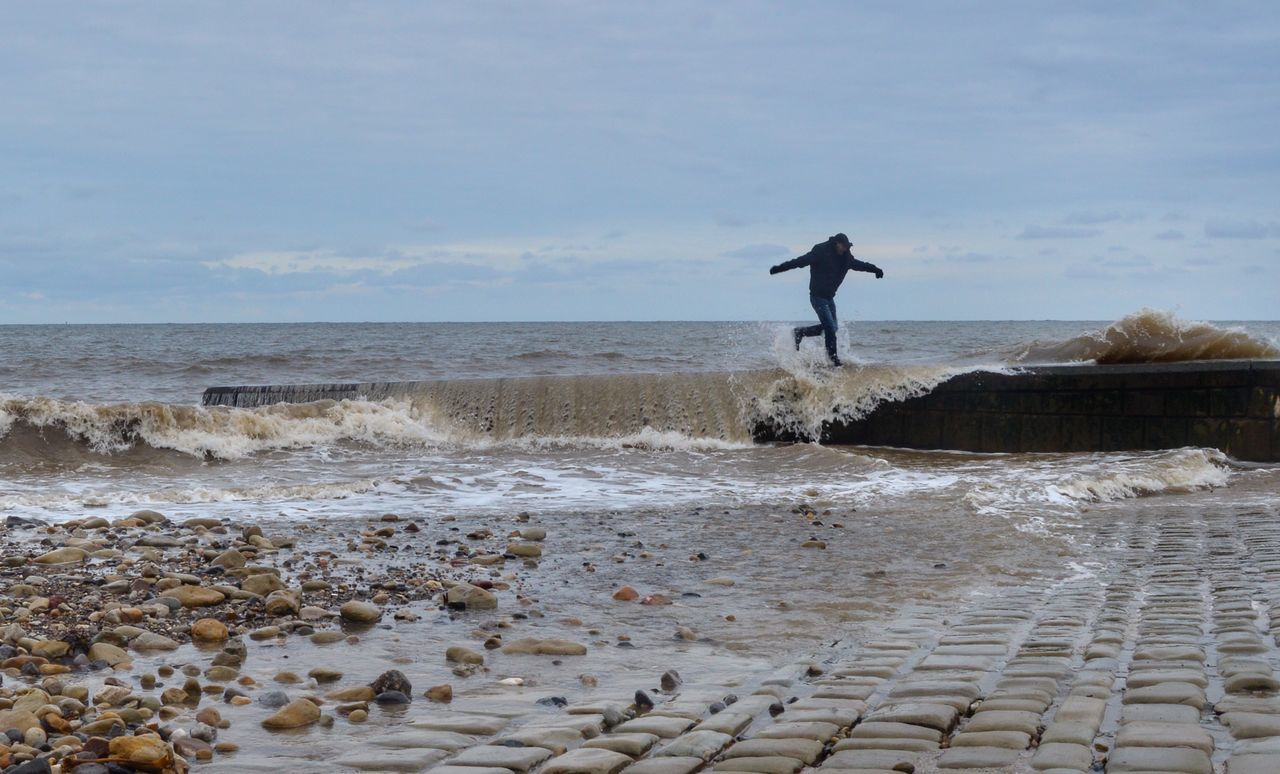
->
[770, 238, 882, 299]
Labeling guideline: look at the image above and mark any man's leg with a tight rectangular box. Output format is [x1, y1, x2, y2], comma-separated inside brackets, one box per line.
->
[812, 296, 840, 364]
[794, 323, 824, 347]
[795, 295, 827, 350]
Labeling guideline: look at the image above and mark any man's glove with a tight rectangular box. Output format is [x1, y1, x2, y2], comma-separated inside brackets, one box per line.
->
[874, 268, 884, 279]
[769, 265, 782, 275]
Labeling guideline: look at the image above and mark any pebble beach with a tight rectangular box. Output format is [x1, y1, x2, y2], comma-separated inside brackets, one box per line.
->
[0, 469, 1274, 773]
[0, 484, 1071, 774]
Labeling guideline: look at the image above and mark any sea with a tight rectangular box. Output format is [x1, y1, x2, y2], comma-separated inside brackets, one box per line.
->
[1, 309, 1278, 529]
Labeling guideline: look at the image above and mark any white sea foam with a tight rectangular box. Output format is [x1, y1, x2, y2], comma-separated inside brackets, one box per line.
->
[504, 426, 754, 452]
[748, 351, 989, 441]
[0, 394, 447, 460]
[0, 479, 383, 510]
[949, 447, 1237, 533]
[1050, 447, 1232, 502]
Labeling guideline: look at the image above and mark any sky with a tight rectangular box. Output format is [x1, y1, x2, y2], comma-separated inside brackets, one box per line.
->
[2, 1, 1278, 323]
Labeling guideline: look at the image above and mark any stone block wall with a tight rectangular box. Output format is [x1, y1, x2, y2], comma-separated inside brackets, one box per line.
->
[202, 382, 405, 408]
[818, 360, 1280, 462]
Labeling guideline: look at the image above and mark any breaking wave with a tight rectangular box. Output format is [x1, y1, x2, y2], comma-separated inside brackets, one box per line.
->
[960, 447, 1239, 523]
[0, 362, 960, 461]
[1002, 309, 1279, 365]
[1050, 448, 1233, 502]
[0, 395, 443, 461]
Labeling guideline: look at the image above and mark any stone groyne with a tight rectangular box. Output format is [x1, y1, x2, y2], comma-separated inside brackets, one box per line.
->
[203, 360, 1280, 462]
[819, 359, 1280, 462]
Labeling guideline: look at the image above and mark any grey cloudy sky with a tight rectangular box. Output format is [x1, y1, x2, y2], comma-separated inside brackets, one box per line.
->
[2, 1, 1278, 323]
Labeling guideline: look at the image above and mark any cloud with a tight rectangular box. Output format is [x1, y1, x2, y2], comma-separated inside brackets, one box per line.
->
[1064, 210, 1141, 225]
[1154, 229, 1184, 240]
[1204, 218, 1277, 239]
[1017, 225, 1102, 240]
[208, 239, 558, 281]
[720, 243, 791, 261]
[210, 250, 419, 275]
[385, 261, 503, 285]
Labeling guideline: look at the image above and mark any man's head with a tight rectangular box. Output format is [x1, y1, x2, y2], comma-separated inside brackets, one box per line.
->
[831, 233, 852, 255]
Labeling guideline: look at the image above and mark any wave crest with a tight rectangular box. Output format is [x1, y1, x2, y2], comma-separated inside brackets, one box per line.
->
[0, 395, 442, 461]
[0, 361, 961, 461]
[1006, 309, 1279, 365]
[1051, 448, 1232, 502]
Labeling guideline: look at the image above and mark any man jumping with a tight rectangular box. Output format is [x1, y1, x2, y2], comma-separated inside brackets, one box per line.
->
[769, 233, 883, 366]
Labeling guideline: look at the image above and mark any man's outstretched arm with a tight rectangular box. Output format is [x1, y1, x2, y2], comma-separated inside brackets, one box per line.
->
[769, 251, 813, 275]
[849, 256, 884, 279]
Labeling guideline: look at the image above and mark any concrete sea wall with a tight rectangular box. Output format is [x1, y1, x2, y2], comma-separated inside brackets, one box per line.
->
[819, 359, 1280, 462]
[202, 360, 1280, 461]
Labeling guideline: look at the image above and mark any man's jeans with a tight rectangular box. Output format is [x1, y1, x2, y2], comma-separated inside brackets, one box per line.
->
[795, 294, 839, 362]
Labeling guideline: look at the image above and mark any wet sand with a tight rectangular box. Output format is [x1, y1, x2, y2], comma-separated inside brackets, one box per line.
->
[1, 486, 1277, 772]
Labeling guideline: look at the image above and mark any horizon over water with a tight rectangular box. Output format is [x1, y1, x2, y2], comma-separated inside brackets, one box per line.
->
[2, 309, 1277, 402]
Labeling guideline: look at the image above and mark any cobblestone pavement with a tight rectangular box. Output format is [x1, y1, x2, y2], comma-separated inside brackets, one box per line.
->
[237, 502, 1280, 773]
